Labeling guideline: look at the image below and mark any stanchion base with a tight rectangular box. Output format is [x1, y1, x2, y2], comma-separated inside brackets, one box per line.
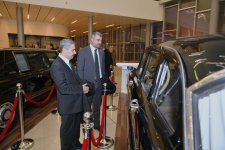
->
[51, 108, 59, 115]
[11, 138, 34, 150]
[106, 105, 118, 111]
[113, 92, 119, 97]
[98, 136, 114, 149]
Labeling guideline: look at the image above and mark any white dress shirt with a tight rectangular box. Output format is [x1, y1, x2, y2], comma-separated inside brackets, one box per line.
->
[90, 44, 102, 78]
[59, 53, 72, 70]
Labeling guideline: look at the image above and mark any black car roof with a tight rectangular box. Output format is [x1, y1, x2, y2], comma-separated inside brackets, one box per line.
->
[0, 47, 56, 52]
[159, 34, 225, 86]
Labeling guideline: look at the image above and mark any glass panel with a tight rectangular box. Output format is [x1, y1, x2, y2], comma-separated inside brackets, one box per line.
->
[180, 0, 195, 9]
[14, 53, 30, 72]
[25, 35, 40, 48]
[152, 22, 163, 39]
[198, 89, 225, 150]
[45, 51, 57, 64]
[143, 53, 161, 94]
[137, 52, 149, 77]
[164, 31, 176, 41]
[8, 34, 18, 47]
[195, 12, 210, 36]
[140, 25, 146, 43]
[197, 0, 211, 11]
[157, 62, 181, 133]
[131, 26, 141, 42]
[125, 27, 131, 42]
[217, 1, 225, 33]
[4, 52, 18, 75]
[165, 6, 178, 30]
[178, 9, 195, 37]
[26, 52, 49, 70]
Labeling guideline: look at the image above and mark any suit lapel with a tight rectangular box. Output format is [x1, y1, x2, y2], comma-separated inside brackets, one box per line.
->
[87, 46, 95, 68]
[57, 57, 72, 72]
[57, 57, 80, 82]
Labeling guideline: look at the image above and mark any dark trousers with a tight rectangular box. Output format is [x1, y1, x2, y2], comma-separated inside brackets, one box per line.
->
[60, 113, 82, 150]
[93, 80, 102, 128]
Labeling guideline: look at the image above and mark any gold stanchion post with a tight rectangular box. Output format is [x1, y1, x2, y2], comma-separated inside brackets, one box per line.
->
[83, 112, 94, 150]
[106, 71, 118, 111]
[98, 83, 114, 149]
[11, 83, 34, 150]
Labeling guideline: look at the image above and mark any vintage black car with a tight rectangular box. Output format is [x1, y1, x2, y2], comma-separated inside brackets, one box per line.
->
[0, 48, 57, 132]
[127, 34, 225, 150]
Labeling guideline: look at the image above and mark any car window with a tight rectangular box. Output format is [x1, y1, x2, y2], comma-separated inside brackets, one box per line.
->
[4, 51, 18, 76]
[142, 52, 161, 95]
[14, 53, 31, 72]
[45, 51, 57, 65]
[137, 52, 149, 78]
[26, 52, 50, 71]
[151, 60, 182, 134]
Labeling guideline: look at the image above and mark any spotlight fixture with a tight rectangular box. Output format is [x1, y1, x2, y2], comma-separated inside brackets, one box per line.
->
[0, 13, 2, 17]
[70, 30, 76, 32]
[83, 31, 88, 33]
[71, 20, 78, 24]
[51, 17, 55, 22]
[106, 24, 115, 28]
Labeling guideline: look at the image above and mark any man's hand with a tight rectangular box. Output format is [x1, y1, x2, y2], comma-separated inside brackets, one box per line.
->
[82, 83, 89, 94]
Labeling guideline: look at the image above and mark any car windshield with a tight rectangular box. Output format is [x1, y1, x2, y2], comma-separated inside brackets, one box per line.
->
[182, 39, 225, 83]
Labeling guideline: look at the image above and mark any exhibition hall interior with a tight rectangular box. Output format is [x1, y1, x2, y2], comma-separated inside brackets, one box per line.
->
[0, 0, 225, 150]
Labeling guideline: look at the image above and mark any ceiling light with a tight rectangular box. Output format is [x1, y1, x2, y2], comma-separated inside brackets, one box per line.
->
[0, 13, 2, 17]
[70, 30, 76, 32]
[83, 31, 88, 34]
[93, 22, 97, 25]
[106, 24, 115, 28]
[27, 14, 30, 19]
[117, 26, 122, 29]
[51, 17, 55, 22]
[71, 35, 76, 37]
[71, 20, 78, 24]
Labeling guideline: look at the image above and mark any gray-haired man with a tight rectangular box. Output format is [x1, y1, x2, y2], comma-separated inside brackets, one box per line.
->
[50, 39, 89, 150]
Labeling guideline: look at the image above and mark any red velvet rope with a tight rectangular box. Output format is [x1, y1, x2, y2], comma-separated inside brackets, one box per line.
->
[0, 96, 19, 141]
[23, 84, 55, 105]
[110, 74, 115, 83]
[90, 95, 106, 146]
[82, 138, 89, 150]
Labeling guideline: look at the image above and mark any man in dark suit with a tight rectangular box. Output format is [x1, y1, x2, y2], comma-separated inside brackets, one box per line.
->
[50, 39, 89, 150]
[102, 43, 113, 78]
[77, 32, 105, 130]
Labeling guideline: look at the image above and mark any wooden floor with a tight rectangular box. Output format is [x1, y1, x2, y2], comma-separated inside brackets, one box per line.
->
[0, 96, 57, 150]
[114, 93, 129, 150]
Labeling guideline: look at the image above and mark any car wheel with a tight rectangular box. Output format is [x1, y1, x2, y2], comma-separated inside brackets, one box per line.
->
[0, 99, 18, 133]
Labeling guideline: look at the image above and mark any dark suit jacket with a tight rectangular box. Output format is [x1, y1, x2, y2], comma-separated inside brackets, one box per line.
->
[77, 45, 105, 84]
[104, 49, 113, 77]
[50, 56, 83, 115]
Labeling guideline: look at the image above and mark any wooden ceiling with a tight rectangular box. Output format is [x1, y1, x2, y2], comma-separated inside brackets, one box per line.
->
[0, 1, 150, 36]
